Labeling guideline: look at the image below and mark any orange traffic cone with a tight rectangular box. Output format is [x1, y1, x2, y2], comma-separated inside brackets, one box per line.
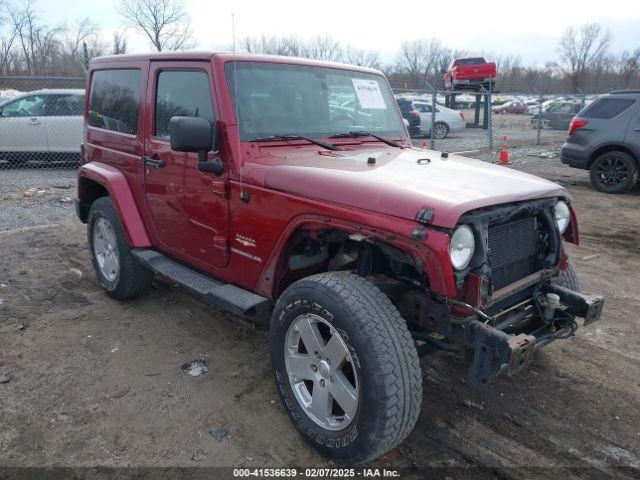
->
[421, 140, 428, 149]
[496, 135, 510, 165]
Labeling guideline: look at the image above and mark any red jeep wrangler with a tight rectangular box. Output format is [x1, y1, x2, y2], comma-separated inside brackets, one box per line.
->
[76, 52, 604, 463]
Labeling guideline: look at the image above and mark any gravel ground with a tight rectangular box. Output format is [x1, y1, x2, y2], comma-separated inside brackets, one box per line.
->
[0, 168, 76, 233]
[419, 111, 566, 154]
[1, 127, 639, 478]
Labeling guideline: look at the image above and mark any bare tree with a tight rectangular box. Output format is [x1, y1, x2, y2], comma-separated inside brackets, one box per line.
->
[112, 29, 128, 54]
[59, 18, 104, 73]
[241, 34, 303, 57]
[119, 0, 193, 52]
[343, 45, 380, 69]
[617, 49, 640, 89]
[396, 38, 448, 88]
[7, 1, 64, 74]
[0, 1, 18, 73]
[303, 36, 342, 62]
[558, 23, 611, 91]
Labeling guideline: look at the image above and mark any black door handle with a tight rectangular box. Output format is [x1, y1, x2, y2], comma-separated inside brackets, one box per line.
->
[142, 156, 165, 168]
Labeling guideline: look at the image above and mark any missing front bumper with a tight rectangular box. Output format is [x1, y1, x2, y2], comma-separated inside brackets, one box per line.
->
[466, 286, 604, 386]
[542, 283, 605, 326]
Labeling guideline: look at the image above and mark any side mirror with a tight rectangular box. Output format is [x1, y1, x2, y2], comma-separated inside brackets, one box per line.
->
[169, 116, 223, 176]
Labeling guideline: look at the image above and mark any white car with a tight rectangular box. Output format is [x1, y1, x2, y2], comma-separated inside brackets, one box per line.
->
[0, 89, 84, 166]
[412, 101, 466, 139]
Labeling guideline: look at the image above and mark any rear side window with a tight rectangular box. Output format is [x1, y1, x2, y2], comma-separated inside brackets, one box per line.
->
[154, 70, 215, 138]
[581, 98, 635, 119]
[88, 69, 140, 134]
[44, 94, 84, 116]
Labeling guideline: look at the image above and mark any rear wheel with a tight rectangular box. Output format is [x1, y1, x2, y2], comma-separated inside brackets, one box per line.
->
[270, 272, 422, 463]
[590, 151, 638, 193]
[431, 122, 449, 139]
[88, 197, 153, 299]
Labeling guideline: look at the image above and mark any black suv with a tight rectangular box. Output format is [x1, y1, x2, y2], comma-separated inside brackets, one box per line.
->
[561, 90, 640, 193]
[396, 98, 421, 137]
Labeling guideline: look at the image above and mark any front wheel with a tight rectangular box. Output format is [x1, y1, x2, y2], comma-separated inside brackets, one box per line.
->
[555, 262, 581, 292]
[270, 272, 422, 463]
[590, 151, 639, 193]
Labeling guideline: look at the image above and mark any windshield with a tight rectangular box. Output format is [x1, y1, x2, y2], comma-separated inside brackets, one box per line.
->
[225, 61, 406, 141]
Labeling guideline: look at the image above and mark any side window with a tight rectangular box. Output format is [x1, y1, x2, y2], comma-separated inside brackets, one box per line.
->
[43, 94, 85, 116]
[88, 69, 140, 134]
[581, 98, 635, 119]
[1, 94, 47, 117]
[154, 70, 215, 138]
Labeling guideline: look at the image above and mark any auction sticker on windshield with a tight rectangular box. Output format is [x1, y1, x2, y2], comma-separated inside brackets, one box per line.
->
[352, 78, 386, 109]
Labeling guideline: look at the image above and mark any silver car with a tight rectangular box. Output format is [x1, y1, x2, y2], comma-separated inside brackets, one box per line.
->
[0, 88, 84, 166]
[412, 100, 466, 139]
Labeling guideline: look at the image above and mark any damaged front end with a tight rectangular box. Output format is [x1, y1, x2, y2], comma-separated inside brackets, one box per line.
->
[402, 198, 605, 387]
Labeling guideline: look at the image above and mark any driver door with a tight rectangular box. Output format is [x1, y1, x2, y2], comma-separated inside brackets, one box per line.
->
[0, 94, 48, 152]
[143, 62, 230, 272]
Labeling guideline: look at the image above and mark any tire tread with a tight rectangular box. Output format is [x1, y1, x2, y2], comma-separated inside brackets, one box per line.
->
[275, 272, 421, 462]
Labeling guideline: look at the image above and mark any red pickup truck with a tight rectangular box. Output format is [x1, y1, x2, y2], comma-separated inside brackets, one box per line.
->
[443, 57, 497, 91]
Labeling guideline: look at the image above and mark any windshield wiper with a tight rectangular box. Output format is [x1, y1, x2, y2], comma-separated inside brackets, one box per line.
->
[251, 134, 340, 151]
[329, 131, 403, 148]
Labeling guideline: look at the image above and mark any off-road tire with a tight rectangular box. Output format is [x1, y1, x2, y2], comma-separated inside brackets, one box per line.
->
[555, 262, 581, 292]
[270, 272, 422, 463]
[88, 197, 153, 299]
[590, 151, 639, 194]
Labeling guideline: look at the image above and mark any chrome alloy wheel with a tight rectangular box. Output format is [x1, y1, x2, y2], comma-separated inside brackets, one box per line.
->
[92, 217, 120, 282]
[432, 123, 448, 139]
[284, 313, 359, 431]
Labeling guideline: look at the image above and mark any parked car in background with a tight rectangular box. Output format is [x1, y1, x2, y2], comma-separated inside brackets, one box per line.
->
[492, 96, 507, 106]
[443, 57, 497, 91]
[412, 100, 465, 139]
[561, 90, 640, 193]
[396, 98, 421, 136]
[0, 89, 22, 103]
[0, 88, 84, 167]
[530, 101, 583, 129]
[526, 98, 555, 116]
[493, 100, 527, 114]
[451, 93, 477, 109]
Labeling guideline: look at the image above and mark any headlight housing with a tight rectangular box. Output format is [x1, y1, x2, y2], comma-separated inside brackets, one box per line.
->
[554, 201, 570, 234]
[449, 225, 475, 270]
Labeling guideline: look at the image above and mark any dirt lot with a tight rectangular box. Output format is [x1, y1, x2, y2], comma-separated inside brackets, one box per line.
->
[1, 141, 639, 479]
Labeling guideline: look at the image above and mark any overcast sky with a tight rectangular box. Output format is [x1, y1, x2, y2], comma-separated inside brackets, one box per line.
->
[38, 0, 640, 65]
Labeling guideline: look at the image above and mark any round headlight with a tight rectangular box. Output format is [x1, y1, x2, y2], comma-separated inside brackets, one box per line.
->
[449, 225, 475, 270]
[554, 201, 570, 234]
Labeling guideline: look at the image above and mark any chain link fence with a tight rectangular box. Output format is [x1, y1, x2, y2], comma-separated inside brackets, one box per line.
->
[393, 86, 591, 157]
[0, 76, 86, 170]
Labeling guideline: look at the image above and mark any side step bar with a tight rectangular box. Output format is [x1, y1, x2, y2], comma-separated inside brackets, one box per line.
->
[132, 249, 272, 320]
